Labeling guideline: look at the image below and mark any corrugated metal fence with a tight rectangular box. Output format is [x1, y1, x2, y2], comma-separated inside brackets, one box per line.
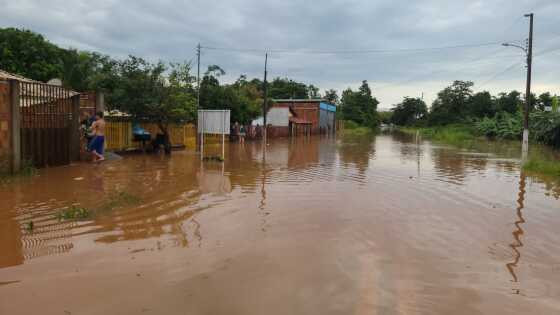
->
[104, 121, 197, 151]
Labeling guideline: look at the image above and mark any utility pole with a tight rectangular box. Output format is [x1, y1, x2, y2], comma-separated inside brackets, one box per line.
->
[502, 13, 533, 160]
[262, 52, 268, 144]
[523, 13, 533, 160]
[196, 43, 201, 152]
[196, 43, 201, 111]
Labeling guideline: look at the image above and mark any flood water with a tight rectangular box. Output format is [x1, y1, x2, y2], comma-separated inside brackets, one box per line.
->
[1, 133, 560, 315]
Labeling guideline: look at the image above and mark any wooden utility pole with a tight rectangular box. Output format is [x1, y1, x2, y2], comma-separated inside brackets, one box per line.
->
[262, 52, 268, 144]
[522, 13, 533, 160]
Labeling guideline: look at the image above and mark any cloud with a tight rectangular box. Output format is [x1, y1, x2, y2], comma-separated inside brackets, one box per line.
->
[1, 0, 559, 108]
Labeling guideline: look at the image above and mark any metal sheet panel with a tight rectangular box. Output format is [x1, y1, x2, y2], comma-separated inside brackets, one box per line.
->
[198, 110, 230, 134]
[267, 107, 290, 127]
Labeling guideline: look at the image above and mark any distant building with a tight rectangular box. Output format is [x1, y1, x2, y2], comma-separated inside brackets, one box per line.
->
[270, 99, 336, 135]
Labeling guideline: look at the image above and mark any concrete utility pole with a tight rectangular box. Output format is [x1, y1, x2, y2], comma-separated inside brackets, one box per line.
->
[196, 43, 201, 111]
[197, 43, 201, 152]
[262, 52, 268, 144]
[523, 13, 533, 160]
[502, 13, 533, 160]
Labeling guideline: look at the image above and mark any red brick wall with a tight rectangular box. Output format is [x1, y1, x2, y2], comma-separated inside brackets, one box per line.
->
[0, 81, 12, 172]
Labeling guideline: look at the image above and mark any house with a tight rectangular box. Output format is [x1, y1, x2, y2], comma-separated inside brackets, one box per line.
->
[270, 99, 336, 135]
[251, 106, 313, 137]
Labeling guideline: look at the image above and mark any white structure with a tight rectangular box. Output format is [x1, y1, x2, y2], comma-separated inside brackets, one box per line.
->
[251, 107, 291, 127]
[198, 109, 230, 160]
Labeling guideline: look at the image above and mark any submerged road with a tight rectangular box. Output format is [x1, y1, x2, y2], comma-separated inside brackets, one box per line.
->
[1, 133, 559, 314]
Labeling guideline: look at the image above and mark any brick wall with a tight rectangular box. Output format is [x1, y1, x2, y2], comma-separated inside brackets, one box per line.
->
[0, 80, 12, 173]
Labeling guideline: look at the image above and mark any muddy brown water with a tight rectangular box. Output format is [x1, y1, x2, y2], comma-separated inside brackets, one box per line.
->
[1, 133, 559, 315]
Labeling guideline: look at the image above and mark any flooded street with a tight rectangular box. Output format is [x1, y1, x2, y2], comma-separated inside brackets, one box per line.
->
[1, 133, 560, 315]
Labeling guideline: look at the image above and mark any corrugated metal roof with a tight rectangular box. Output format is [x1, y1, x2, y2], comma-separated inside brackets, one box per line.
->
[0, 69, 39, 82]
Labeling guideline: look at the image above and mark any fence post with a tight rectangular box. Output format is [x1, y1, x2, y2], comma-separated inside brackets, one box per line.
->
[70, 95, 80, 161]
[9, 80, 20, 173]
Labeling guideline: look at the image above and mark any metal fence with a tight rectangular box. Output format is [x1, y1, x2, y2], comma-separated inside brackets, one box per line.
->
[18, 81, 79, 167]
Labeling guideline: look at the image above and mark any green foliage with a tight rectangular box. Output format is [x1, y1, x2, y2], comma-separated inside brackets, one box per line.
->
[468, 91, 495, 118]
[99, 191, 141, 212]
[477, 112, 522, 140]
[495, 91, 522, 114]
[341, 81, 379, 128]
[390, 97, 427, 125]
[0, 28, 65, 82]
[378, 111, 393, 124]
[324, 89, 339, 104]
[57, 205, 90, 220]
[476, 116, 498, 138]
[552, 96, 559, 113]
[428, 80, 474, 125]
[344, 120, 360, 129]
[200, 70, 262, 124]
[266, 78, 321, 100]
[341, 127, 374, 137]
[523, 157, 560, 177]
[530, 111, 560, 147]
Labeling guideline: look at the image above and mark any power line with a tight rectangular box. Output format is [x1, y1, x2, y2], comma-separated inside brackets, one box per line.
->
[201, 42, 503, 55]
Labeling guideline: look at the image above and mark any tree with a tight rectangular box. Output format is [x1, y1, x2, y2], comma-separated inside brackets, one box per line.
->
[536, 92, 553, 111]
[341, 80, 378, 127]
[107, 56, 196, 153]
[0, 28, 65, 82]
[428, 80, 474, 125]
[495, 91, 522, 114]
[307, 84, 320, 99]
[391, 97, 427, 126]
[268, 78, 308, 99]
[468, 91, 495, 118]
[200, 68, 262, 124]
[324, 89, 339, 104]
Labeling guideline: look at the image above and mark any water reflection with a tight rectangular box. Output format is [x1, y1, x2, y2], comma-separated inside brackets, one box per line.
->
[1, 134, 559, 271]
[506, 173, 526, 293]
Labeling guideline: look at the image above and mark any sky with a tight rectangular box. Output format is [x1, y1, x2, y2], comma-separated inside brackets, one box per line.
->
[1, 0, 559, 109]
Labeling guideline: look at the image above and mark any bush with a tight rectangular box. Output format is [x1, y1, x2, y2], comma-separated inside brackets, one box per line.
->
[530, 111, 560, 148]
[476, 117, 498, 138]
[344, 120, 360, 129]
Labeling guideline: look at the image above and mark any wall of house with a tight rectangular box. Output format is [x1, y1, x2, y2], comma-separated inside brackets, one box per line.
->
[0, 80, 12, 173]
[274, 101, 320, 133]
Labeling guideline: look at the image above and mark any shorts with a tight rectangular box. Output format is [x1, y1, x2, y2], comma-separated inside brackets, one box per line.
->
[89, 135, 105, 154]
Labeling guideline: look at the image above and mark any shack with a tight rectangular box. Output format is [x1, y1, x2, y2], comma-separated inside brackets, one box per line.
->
[270, 99, 336, 135]
[251, 106, 312, 137]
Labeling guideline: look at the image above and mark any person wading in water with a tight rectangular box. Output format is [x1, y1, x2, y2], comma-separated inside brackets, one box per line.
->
[89, 111, 106, 162]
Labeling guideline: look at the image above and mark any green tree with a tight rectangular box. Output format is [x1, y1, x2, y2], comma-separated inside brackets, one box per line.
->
[0, 28, 65, 82]
[428, 80, 474, 125]
[468, 91, 495, 118]
[324, 89, 339, 104]
[268, 78, 308, 99]
[495, 91, 522, 114]
[391, 97, 427, 126]
[107, 56, 196, 152]
[341, 80, 378, 127]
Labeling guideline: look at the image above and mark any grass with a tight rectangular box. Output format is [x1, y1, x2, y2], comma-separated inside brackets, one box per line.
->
[0, 159, 37, 184]
[523, 157, 560, 177]
[56, 191, 141, 222]
[340, 126, 374, 137]
[398, 125, 478, 144]
[56, 205, 91, 220]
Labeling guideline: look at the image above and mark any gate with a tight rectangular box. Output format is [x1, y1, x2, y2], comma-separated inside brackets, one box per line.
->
[19, 81, 79, 167]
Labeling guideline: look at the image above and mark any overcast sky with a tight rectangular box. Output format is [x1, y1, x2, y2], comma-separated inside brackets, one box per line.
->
[1, 0, 559, 109]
